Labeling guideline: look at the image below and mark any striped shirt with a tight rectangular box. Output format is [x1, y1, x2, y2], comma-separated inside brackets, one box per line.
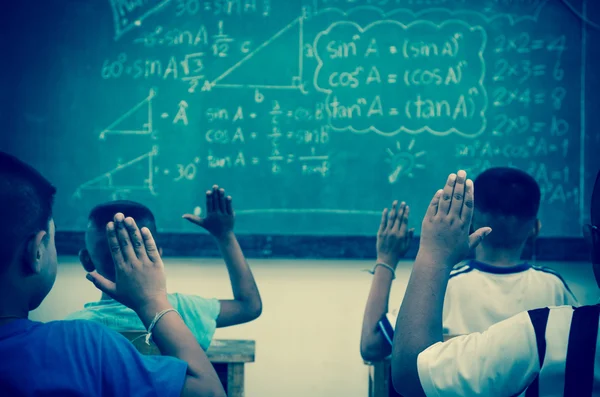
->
[417, 304, 600, 397]
[379, 261, 578, 346]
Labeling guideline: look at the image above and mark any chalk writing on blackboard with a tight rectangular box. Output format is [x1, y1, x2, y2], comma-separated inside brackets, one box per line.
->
[75, 0, 583, 236]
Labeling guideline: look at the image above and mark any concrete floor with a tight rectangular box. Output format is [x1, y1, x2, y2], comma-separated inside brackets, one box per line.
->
[30, 258, 599, 397]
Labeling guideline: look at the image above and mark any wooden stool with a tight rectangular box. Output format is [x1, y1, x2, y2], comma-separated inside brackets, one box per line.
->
[365, 335, 461, 397]
[120, 331, 255, 397]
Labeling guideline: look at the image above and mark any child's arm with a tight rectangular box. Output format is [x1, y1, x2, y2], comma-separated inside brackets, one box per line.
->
[183, 186, 262, 328]
[87, 213, 226, 397]
[391, 171, 491, 396]
[360, 201, 413, 361]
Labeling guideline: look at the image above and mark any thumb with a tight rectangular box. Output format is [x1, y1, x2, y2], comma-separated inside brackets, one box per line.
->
[468, 227, 492, 250]
[86, 271, 117, 298]
[182, 214, 205, 227]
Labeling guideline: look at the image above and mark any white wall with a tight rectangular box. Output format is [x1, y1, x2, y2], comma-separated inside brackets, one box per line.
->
[31, 258, 598, 397]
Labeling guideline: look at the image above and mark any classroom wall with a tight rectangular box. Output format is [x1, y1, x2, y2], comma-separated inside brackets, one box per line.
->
[31, 258, 598, 397]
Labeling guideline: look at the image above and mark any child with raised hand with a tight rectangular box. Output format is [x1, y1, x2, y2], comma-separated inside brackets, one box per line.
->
[360, 201, 413, 361]
[392, 170, 599, 397]
[361, 168, 576, 366]
[67, 185, 262, 349]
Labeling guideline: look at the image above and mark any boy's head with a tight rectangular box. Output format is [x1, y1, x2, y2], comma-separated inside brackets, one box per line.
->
[81, 200, 159, 281]
[472, 167, 541, 251]
[0, 152, 57, 311]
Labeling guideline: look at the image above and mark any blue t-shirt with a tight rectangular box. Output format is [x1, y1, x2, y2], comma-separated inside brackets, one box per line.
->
[0, 319, 187, 396]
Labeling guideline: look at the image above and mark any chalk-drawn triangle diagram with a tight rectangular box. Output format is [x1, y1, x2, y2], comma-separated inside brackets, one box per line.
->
[205, 17, 306, 92]
[110, 0, 172, 41]
[74, 146, 158, 198]
[99, 89, 156, 140]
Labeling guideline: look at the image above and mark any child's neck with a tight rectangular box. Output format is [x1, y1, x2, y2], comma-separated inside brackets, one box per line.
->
[474, 245, 524, 268]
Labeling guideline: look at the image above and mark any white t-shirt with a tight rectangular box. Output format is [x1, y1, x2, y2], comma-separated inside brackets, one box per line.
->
[417, 305, 600, 397]
[379, 261, 578, 344]
[442, 261, 579, 334]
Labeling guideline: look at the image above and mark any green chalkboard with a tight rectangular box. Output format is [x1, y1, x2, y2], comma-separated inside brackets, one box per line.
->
[5, 0, 598, 236]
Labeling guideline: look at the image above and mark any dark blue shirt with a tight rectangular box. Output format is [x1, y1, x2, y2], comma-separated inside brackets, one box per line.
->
[0, 319, 187, 396]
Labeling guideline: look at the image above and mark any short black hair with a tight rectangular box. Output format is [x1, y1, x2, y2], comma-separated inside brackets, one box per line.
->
[0, 151, 56, 267]
[88, 200, 158, 238]
[473, 167, 541, 249]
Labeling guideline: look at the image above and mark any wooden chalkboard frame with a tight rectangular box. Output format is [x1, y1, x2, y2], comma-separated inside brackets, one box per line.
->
[55, 231, 590, 261]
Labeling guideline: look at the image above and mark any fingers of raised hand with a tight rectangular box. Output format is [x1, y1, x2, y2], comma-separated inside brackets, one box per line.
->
[387, 201, 399, 230]
[462, 178, 475, 222]
[124, 216, 149, 261]
[391, 202, 406, 232]
[469, 227, 492, 250]
[226, 196, 233, 215]
[212, 185, 220, 212]
[425, 190, 444, 219]
[114, 213, 137, 264]
[378, 208, 389, 235]
[450, 170, 467, 218]
[396, 204, 409, 234]
[86, 271, 117, 297]
[438, 173, 457, 216]
[218, 188, 227, 212]
[206, 190, 214, 212]
[182, 214, 204, 227]
[141, 226, 161, 264]
[106, 221, 125, 268]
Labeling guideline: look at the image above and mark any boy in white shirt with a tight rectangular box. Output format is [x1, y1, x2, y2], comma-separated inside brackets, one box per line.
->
[392, 170, 600, 397]
[361, 168, 576, 364]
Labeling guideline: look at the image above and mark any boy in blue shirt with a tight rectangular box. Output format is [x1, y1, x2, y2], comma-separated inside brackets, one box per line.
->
[0, 151, 225, 396]
[66, 188, 262, 350]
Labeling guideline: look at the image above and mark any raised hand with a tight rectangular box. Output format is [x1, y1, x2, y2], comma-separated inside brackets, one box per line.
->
[418, 170, 492, 266]
[85, 213, 169, 313]
[183, 185, 235, 240]
[377, 201, 414, 269]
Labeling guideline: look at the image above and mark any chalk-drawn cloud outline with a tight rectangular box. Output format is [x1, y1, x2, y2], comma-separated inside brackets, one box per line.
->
[311, 1, 550, 25]
[313, 19, 488, 138]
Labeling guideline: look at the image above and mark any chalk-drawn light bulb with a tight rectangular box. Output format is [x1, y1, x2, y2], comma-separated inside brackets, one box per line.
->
[385, 139, 426, 184]
[388, 153, 415, 184]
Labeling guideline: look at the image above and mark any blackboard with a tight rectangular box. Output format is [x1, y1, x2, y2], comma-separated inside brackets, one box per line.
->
[4, 0, 600, 236]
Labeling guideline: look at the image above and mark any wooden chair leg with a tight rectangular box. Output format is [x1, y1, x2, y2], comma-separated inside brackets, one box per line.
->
[227, 363, 245, 397]
[368, 364, 375, 397]
[374, 361, 388, 397]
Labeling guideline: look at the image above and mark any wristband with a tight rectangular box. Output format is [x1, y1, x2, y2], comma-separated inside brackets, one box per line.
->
[145, 308, 181, 345]
[364, 262, 396, 280]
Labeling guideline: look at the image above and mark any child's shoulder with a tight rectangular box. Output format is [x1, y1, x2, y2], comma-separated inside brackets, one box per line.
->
[34, 319, 116, 347]
[449, 261, 474, 279]
[529, 265, 571, 286]
[166, 293, 220, 317]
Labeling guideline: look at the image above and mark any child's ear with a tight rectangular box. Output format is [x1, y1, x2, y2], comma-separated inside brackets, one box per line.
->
[24, 230, 48, 275]
[78, 249, 96, 272]
[530, 219, 542, 239]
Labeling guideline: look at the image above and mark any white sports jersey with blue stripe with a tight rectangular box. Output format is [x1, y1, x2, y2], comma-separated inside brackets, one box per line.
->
[379, 261, 578, 346]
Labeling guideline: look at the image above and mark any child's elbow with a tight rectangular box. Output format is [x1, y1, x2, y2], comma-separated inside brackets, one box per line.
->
[391, 356, 423, 397]
[245, 300, 262, 321]
[360, 342, 388, 362]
